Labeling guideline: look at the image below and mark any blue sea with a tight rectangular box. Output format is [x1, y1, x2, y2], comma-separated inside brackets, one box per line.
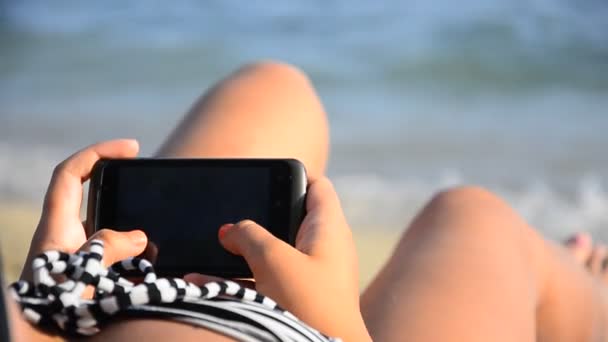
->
[1, 0, 607, 238]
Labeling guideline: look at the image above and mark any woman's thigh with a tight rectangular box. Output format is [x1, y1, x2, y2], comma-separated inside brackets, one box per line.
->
[84, 319, 235, 342]
[156, 60, 329, 181]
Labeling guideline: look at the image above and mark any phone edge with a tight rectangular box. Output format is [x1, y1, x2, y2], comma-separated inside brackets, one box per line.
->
[85, 159, 108, 238]
[285, 159, 307, 245]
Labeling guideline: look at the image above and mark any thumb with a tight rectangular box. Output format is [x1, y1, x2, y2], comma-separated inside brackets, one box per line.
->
[79, 229, 148, 266]
[219, 220, 300, 276]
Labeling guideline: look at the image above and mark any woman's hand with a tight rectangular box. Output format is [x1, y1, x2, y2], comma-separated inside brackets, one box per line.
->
[188, 177, 371, 341]
[21, 139, 143, 280]
[15, 139, 148, 341]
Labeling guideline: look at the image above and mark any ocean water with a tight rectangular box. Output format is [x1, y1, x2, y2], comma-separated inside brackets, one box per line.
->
[1, 0, 607, 239]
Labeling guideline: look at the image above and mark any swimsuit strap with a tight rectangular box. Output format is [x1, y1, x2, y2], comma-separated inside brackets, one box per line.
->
[9, 240, 341, 342]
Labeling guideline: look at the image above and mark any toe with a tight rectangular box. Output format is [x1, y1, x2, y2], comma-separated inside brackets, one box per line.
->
[564, 232, 593, 264]
[588, 244, 608, 276]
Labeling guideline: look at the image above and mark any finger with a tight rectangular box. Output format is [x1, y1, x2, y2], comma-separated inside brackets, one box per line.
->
[297, 177, 350, 255]
[305, 177, 343, 214]
[218, 220, 302, 276]
[78, 229, 147, 267]
[183, 273, 226, 284]
[184, 273, 256, 289]
[43, 139, 139, 228]
[563, 232, 593, 264]
[602, 259, 608, 283]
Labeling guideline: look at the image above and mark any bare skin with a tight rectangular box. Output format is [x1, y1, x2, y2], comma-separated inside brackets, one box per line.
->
[361, 188, 608, 341]
[16, 62, 367, 342]
[156, 61, 328, 182]
[565, 233, 608, 278]
[11, 61, 608, 341]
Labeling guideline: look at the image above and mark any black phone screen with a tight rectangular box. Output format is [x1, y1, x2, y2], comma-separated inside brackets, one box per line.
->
[99, 164, 278, 275]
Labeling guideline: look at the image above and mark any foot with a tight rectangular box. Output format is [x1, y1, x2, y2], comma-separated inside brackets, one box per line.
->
[565, 232, 608, 280]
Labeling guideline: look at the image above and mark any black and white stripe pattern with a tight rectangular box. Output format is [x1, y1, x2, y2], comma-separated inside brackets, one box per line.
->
[9, 240, 341, 342]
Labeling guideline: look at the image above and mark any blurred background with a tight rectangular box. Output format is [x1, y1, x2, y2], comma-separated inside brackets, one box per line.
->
[1, 0, 607, 285]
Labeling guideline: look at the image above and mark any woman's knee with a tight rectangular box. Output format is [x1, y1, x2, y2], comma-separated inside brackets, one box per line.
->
[397, 185, 540, 276]
[163, 60, 328, 176]
[214, 59, 327, 131]
[235, 60, 313, 88]
[427, 185, 507, 214]
[231, 60, 328, 176]
[412, 185, 526, 237]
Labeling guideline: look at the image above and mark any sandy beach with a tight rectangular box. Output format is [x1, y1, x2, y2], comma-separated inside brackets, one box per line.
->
[0, 201, 401, 289]
[0, 202, 39, 284]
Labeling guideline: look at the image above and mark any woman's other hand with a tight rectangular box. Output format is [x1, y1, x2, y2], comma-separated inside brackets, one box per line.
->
[20, 139, 139, 281]
[190, 177, 371, 341]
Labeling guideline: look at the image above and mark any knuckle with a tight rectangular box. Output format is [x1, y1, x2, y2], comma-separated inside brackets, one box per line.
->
[235, 219, 256, 229]
[257, 240, 281, 260]
[93, 229, 115, 244]
[232, 220, 277, 258]
[51, 160, 71, 179]
[253, 233, 282, 262]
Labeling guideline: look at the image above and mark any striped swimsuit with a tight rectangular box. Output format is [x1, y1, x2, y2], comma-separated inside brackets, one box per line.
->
[9, 240, 341, 342]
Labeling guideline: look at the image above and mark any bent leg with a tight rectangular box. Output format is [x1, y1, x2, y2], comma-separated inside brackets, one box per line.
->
[90, 62, 329, 342]
[361, 186, 605, 341]
[156, 61, 329, 181]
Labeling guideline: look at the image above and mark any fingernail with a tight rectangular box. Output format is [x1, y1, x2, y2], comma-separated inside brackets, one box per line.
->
[572, 233, 588, 246]
[218, 224, 234, 239]
[129, 230, 147, 245]
[183, 273, 198, 281]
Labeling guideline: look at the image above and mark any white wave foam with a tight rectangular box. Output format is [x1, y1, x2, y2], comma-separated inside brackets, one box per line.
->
[333, 172, 608, 240]
[0, 142, 68, 202]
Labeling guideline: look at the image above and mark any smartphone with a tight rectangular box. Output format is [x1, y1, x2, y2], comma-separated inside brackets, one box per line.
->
[86, 158, 307, 278]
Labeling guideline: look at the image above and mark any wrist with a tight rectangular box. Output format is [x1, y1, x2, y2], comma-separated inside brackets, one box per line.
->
[342, 322, 372, 342]
[332, 313, 371, 342]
